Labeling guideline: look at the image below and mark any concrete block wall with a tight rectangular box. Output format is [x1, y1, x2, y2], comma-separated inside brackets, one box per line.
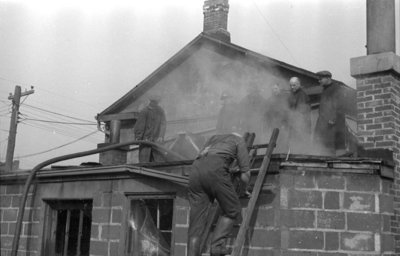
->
[0, 184, 40, 256]
[0, 162, 395, 256]
[231, 170, 395, 256]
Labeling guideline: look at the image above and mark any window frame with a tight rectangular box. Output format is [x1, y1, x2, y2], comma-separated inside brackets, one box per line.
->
[124, 193, 176, 256]
[41, 199, 92, 256]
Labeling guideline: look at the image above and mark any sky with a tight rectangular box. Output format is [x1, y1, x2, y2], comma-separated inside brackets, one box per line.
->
[0, 0, 395, 169]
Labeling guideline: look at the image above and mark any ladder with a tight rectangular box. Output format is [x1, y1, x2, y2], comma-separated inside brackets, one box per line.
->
[200, 128, 279, 255]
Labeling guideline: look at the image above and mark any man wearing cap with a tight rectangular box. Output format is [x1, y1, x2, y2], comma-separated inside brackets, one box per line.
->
[216, 91, 239, 134]
[314, 71, 346, 155]
[288, 77, 311, 153]
[134, 94, 166, 162]
[187, 132, 250, 256]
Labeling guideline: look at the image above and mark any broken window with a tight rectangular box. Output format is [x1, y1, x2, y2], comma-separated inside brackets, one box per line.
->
[126, 196, 174, 256]
[43, 200, 92, 256]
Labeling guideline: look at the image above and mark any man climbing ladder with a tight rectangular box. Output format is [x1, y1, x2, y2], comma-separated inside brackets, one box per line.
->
[187, 132, 251, 256]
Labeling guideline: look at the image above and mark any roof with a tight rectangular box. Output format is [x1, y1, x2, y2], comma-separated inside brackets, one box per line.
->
[98, 33, 347, 119]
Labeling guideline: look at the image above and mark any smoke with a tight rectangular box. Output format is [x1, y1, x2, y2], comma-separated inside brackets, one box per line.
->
[127, 45, 354, 157]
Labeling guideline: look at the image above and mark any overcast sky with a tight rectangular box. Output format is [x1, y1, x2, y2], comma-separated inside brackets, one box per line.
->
[0, 0, 395, 169]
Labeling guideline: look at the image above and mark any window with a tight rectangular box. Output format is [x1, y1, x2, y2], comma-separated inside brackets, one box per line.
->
[126, 196, 174, 256]
[43, 200, 92, 256]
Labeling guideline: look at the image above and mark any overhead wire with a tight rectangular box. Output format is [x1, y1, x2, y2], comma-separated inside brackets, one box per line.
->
[19, 121, 101, 144]
[24, 103, 96, 123]
[251, 0, 300, 66]
[19, 108, 99, 136]
[16, 130, 99, 159]
[22, 118, 97, 125]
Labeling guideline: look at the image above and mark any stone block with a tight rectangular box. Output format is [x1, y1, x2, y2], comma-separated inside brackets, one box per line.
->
[317, 175, 345, 190]
[288, 230, 323, 250]
[294, 175, 315, 189]
[288, 190, 322, 209]
[109, 241, 119, 256]
[343, 193, 375, 212]
[324, 192, 340, 210]
[174, 244, 187, 256]
[381, 233, 395, 252]
[2, 209, 18, 221]
[317, 211, 345, 230]
[5, 185, 20, 195]
[111, 209, 122, 224]
[325, 232, 339, 251]
[254, 207, 275, 227]
[175, 206, 189, 226]
[174, 226, 188, 243]
[92, 208, 112, 223]
[90, 240, 109, 256]
[380, 194, 394, 214]
[0, 195, 12, 207]
[340, 232, 374, 251]
[280, 209, 315, 229]
[101, 224, 121, 240]
[250, 229, 280, 248]
[347, 213, 380, 232]
[346, 175, 381, 192]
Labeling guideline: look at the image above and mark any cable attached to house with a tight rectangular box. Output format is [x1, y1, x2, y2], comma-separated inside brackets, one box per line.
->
[10, 140, 186, 256]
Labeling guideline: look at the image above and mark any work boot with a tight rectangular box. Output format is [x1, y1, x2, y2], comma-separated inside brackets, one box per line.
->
[187, 236, 201, 256]
[210, 216, 235, 256]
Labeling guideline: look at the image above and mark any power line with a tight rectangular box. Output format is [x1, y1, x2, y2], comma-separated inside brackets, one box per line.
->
[24, 103, 96, 123]
[251, 0, 300, 66]
[20, 108, 98, 135]
[17, 130, 99, 159]
[19, 121, 101, 144]
[22, 118, 97, 125]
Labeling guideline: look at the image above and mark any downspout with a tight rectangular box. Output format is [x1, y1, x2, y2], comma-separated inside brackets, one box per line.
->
[11, 140, 185, 256]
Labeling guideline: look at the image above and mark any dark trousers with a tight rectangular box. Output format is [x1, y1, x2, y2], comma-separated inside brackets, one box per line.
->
[138, 145, 164, 163]
[188, 155, 241, 255]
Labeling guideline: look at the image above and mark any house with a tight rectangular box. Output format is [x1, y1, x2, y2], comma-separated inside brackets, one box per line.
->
[1, 1, 396, 256]
[96, 0, 356, 164]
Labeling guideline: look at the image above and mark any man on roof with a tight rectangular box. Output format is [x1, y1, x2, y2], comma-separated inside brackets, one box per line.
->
[134, 94, 167, 162]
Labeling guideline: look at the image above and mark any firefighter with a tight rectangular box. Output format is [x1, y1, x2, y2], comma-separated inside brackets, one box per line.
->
[313, 70, 346, 155]
[238, 85, 267, 143]
[288, 77, 311, 153]
[134, 94, 166, 162]
[187, 132, 250, 256]
[216, 91, 239, 134]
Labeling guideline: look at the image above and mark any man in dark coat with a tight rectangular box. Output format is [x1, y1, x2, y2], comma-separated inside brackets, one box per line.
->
[313, 71, 346, 155]
[238, 85, 267, 143]
[187, 133, 250, 256]
[134, 94, 166, 162]
[264, 84, 290, 152]
[288, 77, 311, 153]
[216, 91, 239, 134]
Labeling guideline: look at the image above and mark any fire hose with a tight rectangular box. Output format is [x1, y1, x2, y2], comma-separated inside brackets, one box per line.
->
[11, 140, 186, 256]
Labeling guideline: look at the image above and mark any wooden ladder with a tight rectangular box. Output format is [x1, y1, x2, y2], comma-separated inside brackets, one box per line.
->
[231, 128, 279, 256]
[200, 128, 279, 256]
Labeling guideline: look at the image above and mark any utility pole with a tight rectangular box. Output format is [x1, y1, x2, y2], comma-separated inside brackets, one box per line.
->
[5, 85, 34, 171]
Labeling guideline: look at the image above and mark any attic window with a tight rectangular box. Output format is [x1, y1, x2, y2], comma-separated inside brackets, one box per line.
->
[43, 199, 92, 256]
[126, 195, 174, 256]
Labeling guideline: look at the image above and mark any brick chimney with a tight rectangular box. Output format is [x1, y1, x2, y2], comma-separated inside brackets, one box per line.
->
[350, 0, 399, 253]
[203, 0, 231, 42]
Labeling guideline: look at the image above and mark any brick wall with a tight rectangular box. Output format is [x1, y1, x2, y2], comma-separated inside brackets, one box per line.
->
[351, 52, 400, 254]
[356, 74, 399, 150]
